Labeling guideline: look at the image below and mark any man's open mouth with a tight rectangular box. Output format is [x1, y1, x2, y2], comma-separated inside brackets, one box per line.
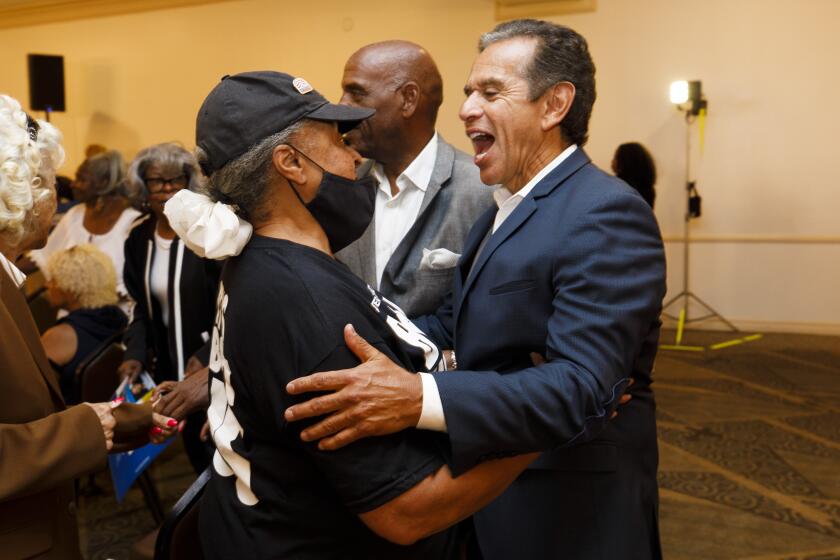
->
[469, 130, 495, 164]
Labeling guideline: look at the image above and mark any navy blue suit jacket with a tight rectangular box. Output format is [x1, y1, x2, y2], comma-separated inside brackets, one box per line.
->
[415, 148, 666, 559]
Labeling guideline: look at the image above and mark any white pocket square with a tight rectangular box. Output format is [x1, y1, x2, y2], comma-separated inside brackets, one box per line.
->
[419, 248, 461, 271]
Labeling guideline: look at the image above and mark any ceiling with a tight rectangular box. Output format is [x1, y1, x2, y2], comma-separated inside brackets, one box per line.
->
[0, 0, 235, 30]
[495, 0, 596, 19]
[0, 0, 597, 30]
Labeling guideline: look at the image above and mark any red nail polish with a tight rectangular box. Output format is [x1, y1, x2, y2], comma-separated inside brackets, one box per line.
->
[151, 426, 162, 435]
[114, 397, 125, 404]
[178, 421, 185, 433]
[167, 418, 178, 427]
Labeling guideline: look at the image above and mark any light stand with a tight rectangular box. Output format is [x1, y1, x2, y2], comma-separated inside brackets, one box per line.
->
[660, 81, 747, 350]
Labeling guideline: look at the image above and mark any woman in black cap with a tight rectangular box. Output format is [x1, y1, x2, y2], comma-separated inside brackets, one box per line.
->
[165, 71, 536, 560]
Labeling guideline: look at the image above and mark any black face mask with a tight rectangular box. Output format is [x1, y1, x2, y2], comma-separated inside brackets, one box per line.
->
[287, 146, 376, 253]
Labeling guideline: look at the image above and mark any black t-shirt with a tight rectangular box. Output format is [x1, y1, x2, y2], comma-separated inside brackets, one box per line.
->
[199, 236, 458, 560]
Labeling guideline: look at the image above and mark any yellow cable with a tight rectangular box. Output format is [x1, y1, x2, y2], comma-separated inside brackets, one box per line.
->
[660, 345, 705, 352]
[676, 307, 686, 345]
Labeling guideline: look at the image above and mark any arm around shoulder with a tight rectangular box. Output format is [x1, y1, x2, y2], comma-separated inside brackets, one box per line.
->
[431, 190, 666, 472]
[360, 452, 538, 545]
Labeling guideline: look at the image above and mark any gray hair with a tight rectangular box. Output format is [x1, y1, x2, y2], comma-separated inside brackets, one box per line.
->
[196, 121, 304, 223]
[479, 19, 596, 146]
[126, 142, 205, 204]
[78, 150, 128, 200]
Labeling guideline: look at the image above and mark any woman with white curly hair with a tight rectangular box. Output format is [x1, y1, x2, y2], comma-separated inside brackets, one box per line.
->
[41, 244, 128, 404]
[0, 94, 171, 560]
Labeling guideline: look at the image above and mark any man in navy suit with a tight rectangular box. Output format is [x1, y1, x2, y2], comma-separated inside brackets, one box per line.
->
[285, 19, 666, 559]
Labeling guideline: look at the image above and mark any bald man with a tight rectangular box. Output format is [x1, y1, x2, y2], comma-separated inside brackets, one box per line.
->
[336, 41, 493, 320]
[154, 42, 492, 431]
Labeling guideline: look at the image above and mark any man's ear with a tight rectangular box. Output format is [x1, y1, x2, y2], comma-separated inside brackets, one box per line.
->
[399, 81, 420, 118]
[541, 81, 575, 132]
[272, 144, 306, 184]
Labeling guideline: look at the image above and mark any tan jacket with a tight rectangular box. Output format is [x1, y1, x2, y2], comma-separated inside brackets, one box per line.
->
[0, 267, 152, 559]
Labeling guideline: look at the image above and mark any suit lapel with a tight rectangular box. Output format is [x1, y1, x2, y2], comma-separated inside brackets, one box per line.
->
[417, 137, 454, 216]
[381, 137, 455, 287]
[458, 198, 536, 303]
[352, 159, 379, 287]
[354, 219, 377, 287]
[453, 207, 496, 327]
[454, 148, 592, 325]
[0, 267, 65, 405]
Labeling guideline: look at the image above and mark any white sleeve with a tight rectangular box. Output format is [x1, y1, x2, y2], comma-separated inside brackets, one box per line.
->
[416, 372, 448, 432]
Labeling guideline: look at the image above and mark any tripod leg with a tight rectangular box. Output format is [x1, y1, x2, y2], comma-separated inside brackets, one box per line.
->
[687, 293, 739, 332]
[662, 291, 687, 311]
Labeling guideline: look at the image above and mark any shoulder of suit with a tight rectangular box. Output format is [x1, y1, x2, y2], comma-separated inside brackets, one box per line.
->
[558, 162, 656, 218]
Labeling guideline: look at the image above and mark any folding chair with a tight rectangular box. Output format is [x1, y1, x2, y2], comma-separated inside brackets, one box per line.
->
[27, 286, 56, 333]
[139, 468, 210, 560]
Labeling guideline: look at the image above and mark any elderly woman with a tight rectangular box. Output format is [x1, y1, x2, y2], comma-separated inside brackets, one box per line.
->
[41, 244, 127, 404]
[120, 142, 221, 473]
[28, 149, 142, 313]
[170, 72, 537, 560]
[0, 94, 173, 559]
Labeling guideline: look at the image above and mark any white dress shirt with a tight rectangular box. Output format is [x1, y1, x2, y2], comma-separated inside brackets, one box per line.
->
[151, 231, 173, 328]
[372, 133, 438, 288]
[28, 203, 141, 315]
[0, 252, 26, 288]
[417, 144, 578, 432]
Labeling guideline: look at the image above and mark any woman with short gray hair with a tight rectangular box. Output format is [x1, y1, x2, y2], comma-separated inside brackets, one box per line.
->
[119, 142, 220, 474]
[29, 149, 142, 313]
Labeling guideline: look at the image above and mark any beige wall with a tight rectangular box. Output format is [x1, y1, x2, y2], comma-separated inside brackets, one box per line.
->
[552, 0, 840, 333]
[0, 0, 496, 170]
[1, 0, 837, 331]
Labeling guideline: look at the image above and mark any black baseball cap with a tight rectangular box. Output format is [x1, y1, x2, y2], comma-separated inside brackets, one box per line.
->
[195, 71, 374, 174]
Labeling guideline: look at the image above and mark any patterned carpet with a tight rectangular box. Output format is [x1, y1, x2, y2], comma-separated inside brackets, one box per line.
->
[77, 330, 840, 559]
[78, 441, 196, 560]
[656, 330, 840, 559]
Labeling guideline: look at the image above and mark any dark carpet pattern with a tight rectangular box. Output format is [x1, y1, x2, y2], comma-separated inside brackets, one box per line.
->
[78, 442, 196, 559]
[656, 330, 840, 559]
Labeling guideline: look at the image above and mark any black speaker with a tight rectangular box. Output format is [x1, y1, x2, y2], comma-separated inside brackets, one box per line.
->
[28, 54, 65, 112]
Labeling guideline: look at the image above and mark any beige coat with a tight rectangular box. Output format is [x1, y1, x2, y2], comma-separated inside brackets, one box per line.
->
[0, 267, 152, 559]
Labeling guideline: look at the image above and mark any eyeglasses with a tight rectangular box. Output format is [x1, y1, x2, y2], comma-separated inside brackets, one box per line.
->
[145, 174, 188, 192]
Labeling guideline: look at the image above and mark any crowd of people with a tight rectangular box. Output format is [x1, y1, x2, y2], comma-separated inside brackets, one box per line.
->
[1, 17, 664, 560]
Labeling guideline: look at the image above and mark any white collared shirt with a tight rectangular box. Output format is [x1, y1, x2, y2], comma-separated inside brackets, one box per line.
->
[491, 144, 578, 233]
[416, 144, 578, 433]
[0, 252, 26, 288]
[372, 133, 439, 287]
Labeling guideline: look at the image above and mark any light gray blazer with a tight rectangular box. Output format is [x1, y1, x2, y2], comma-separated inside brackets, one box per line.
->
[337, 136, 494, 318]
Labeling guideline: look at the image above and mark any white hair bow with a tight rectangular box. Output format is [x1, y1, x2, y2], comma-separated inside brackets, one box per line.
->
[164, 190, 252, 259]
